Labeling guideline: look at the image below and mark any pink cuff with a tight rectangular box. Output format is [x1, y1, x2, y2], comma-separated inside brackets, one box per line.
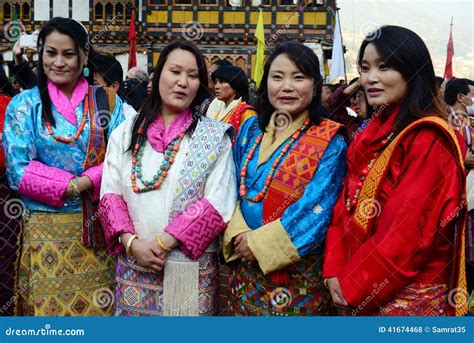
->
[82, 163, 103, 202]
[19, 161, 75, 208]
[99, 193, 135, 256]
[165, 198, 226, 260]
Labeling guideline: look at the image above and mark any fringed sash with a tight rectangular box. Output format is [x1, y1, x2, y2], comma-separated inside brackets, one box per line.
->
[163, 117, 231, 316]
[352, 116, 467, 316]
[262, 119, 342, 284]
[81, 86, 115, 249]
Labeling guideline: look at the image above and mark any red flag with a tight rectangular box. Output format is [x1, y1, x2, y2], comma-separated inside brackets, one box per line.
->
[128, 9, 137, 70]
[443, 27, 454, 79]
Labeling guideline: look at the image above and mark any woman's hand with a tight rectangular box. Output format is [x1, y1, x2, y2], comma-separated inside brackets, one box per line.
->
[65, 176, 94, 198]
[328, 277, 349, 307]
[159, 232, 180, 250]
[128, 238, 167, 273]
[343, 80, 361, 96]
[234, 232, 257, 265]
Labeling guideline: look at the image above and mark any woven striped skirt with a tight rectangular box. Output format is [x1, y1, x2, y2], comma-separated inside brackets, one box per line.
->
[16, 211, 115, 316]
[114, 250, 219, 316]
[228, 255, 330, 316]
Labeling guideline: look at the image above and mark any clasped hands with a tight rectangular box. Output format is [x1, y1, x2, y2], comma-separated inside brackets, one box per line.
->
[121, 232, 178, 273]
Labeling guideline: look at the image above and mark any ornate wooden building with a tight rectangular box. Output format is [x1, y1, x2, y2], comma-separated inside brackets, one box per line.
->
[1, 0, 338, 79]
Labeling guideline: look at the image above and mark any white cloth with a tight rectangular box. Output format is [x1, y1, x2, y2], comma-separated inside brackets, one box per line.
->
[100, 113, 237, 240]
[330, 12, 345, 81]
[205, 97, 226, 120]
[122, 102, 138, 119]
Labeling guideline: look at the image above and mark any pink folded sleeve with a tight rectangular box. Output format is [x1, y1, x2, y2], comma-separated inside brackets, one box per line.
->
[18, 160, 75, 208]
[82, 163, 103, 202]
[99, 192, 135, 255]
[165, 197, 226, 260]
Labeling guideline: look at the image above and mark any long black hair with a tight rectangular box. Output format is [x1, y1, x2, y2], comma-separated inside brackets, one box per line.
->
[37, 17, 94, 127]
[255, 42, 327, 132]
[211, 65, 249, 102]
[357, 25, 446, 134]
[129, 41, 209, 151]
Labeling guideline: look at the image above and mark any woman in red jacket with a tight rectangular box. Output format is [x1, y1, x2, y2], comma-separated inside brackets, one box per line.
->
[323, 26, 468, 316]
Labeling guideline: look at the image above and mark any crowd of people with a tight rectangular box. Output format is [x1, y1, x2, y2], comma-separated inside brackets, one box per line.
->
[0, 17, 472, 317]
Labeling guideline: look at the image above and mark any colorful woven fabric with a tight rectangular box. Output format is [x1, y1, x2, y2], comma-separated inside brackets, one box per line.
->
[16, 211, 115, 316]
[115, 252, 219, 316]
[222, 101, 255, 140]
[81, 86, 112, 249]
[170, 118, 232, 219]
[376, 283, 448, 316]
[228, 255, 330, 316]
[263, 119, 342, 223]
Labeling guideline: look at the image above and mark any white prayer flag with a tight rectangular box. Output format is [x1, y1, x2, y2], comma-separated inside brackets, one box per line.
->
[329, 12, 345, 81]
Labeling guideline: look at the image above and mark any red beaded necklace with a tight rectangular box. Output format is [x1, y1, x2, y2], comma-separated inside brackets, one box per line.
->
[239, 117, 310, 203]
[345, 132, 394, 212]
[44, 93, 89, 144]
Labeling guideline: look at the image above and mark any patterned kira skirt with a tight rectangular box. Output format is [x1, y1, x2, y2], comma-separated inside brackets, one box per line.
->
[15, 211, 115, 316]
[228, 255, 331, 316]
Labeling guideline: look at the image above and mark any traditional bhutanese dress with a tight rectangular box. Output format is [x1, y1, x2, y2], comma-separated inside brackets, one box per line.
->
[323, 107, 468, 316]
[208, 97, 256, 138]
[99, 110, 237, 316]
[223, 112, 347, 316]
[2, 79, 125, 316]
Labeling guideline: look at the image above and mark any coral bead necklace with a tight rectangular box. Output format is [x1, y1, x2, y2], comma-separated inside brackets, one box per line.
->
[131, 120, 185, 193]
[239, 117, 310, 203]
[44, 94, 89, 143]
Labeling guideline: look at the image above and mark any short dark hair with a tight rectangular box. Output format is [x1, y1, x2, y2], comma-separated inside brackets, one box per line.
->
[322, 84, 335, 93]
[255, 42, 326, 131]
[444, 78, 472, 106]
[357, 25, 446, 134]
[211, 65, 249, 102]
[92, 53, 123, 86]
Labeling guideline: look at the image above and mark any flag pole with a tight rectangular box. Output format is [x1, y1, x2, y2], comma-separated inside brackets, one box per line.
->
[443, 16, 454, 79]
[336, 9, 347, 84]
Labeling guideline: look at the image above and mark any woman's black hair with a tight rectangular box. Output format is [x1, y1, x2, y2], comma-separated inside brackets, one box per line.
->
[37, 17, 94, 127]
[211, 65, 249, 102]
[255, 42, 327, 132]
[357, 25, 446, 134]
[0, 67, 14, 97]
[129, 40, 209, 151]
[118, 78, 147, 112]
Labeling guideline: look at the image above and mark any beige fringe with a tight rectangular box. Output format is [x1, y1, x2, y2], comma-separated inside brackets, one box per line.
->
[162, 251, 200, 316]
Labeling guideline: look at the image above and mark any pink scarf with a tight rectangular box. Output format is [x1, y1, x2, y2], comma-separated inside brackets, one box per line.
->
[47, 77, 89, 126]
[147, 109, 193, 153]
